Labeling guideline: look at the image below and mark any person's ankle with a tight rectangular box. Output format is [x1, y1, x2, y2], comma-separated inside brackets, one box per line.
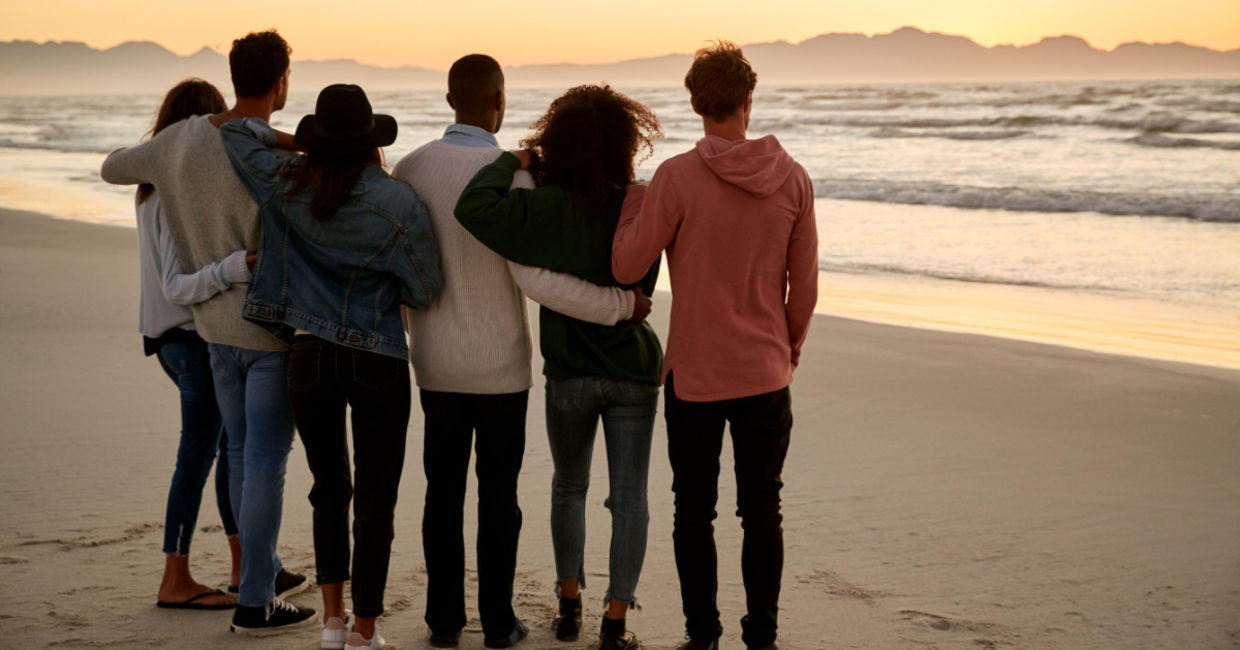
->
[606, 598, 630, 620]
[353, 617, 377, 640]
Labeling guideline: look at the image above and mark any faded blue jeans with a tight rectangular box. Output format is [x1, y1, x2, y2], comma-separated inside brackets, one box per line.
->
[545, 376, 659, 605]
[208, 343, 295, 608]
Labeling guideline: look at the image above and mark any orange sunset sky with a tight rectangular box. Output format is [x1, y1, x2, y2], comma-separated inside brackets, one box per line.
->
[3, 0, 1239, 69]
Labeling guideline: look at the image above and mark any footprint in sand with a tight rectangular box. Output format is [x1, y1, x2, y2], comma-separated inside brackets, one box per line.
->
[805, 569, 883, 602]
[899, 609, 1001, 634]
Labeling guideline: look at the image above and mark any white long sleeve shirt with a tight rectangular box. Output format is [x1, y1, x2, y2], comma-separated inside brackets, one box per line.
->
[136, 192, 250, 339]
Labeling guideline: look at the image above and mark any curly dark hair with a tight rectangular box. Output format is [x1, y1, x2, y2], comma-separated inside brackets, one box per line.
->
[520, 84, 661, 208]
[229, 30, 291, 98]
[684, 40, 757, 122]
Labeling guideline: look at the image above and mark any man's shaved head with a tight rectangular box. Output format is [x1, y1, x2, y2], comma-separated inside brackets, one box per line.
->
[447, 54, 504, 116]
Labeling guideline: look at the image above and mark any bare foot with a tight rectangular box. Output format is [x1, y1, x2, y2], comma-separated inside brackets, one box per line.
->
[158, 582, 237, 607]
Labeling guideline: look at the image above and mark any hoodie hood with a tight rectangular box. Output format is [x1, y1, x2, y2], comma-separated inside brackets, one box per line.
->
[694, 134, 796, 198]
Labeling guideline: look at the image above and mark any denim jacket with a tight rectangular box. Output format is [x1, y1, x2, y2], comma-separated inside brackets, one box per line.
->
[220, 118, 443, 360]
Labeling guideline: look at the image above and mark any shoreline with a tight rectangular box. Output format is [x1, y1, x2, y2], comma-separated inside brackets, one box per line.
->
[3, 205, 1239, 649]
[815, 270, 1240, 371]
[6, 204, 1237, 373]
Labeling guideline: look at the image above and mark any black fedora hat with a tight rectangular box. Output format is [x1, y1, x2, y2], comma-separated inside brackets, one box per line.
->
[295, 84, 397, 154]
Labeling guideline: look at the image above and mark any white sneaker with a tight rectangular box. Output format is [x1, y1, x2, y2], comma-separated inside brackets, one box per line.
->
[321, 616, 351, 650]
[345, 630, 386, 650]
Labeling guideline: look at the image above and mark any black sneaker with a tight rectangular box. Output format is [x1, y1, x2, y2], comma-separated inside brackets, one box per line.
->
[484, 618, 529, 649]
[229, 598, 316, 635]
[274, 568, 309, 599]
[599, 617, 644, 650]
[554, 596, 582, 641]
[429, 628, 462, 648]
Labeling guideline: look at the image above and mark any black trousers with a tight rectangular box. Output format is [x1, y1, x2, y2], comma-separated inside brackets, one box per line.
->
[664, 372, 793, 648]
[287, 335, 411, 619]
[419, 389, 527, 639]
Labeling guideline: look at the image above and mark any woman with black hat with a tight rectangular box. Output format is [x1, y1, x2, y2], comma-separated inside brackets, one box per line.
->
[220, 83, 444, 650]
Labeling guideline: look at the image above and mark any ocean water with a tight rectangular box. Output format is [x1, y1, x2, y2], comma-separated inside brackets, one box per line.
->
[1, 80, 1238, 363]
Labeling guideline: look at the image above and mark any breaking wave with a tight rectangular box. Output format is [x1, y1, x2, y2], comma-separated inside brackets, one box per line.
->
[1126, 133, 1240, 151]
[812, 178, 1240, 222]
[870, 127, 1029, 140]
[817, 260, 1119, 292]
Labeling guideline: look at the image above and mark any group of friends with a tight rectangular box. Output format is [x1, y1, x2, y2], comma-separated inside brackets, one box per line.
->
[101, 28, 817, 650]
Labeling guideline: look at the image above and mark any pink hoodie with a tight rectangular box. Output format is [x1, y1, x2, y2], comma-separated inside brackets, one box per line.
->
[613, 134, 818, 402]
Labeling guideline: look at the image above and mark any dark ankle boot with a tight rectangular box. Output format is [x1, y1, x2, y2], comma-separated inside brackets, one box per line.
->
[599, 617, 643, 650]
[554, 596, 582, 641]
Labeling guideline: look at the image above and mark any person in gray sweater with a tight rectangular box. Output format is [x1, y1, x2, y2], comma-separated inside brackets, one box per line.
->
[101, 30, 314, 634]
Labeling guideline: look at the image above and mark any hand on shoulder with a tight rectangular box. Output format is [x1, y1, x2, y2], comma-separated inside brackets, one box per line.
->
[509, 149, 535, 170]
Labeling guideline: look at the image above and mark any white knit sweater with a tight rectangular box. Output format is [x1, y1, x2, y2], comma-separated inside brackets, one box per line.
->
[392, 140, 633, 394]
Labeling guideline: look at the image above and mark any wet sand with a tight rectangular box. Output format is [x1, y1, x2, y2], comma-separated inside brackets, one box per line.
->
[1, 208, 1238, 649]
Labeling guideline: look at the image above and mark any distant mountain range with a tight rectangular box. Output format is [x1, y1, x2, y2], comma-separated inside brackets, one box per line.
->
[2, 27, 1237, 96]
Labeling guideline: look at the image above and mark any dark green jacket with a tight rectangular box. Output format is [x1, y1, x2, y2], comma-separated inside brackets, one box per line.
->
[455, 152, 663, 384]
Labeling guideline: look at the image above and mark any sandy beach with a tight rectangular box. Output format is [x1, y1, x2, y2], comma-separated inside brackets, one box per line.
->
[1, 207, 1238, 649]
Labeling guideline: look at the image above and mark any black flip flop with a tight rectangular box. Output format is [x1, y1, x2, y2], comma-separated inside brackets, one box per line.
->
[156, 589, 237, 610]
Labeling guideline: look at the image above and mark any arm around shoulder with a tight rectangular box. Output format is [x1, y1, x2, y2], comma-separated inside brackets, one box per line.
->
[612, 171, 678, 285]
[454, 152, 577, 268]
[453, 151, 523, 234]
[100, 139, 163, 186]
[218, 118, 290, 204]
[394, 193, 445, 309]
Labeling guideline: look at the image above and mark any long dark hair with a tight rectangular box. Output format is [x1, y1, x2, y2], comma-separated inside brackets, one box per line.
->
[137, 79, 227, 204]
[280, 148, 384, 222]
[521, 84, 661, 208]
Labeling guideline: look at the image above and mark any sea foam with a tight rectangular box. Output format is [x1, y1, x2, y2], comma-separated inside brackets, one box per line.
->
[812, 178, 1240, 222]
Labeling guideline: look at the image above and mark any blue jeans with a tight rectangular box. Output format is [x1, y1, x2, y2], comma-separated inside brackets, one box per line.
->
[155, 339, 236, 555]
[545, 377, 659, 605]
[209, 343, 294, 608]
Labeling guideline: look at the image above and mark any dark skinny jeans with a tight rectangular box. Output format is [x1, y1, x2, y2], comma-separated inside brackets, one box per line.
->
[287, 335, 411, 619]
[664, 372, 793, 648]
[419, 389, 527, 640]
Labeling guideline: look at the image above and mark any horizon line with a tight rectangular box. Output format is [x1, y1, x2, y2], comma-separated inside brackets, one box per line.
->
[7, 25, 1239, 72]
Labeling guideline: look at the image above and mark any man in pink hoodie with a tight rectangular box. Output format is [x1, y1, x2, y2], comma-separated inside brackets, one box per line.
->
[611, 41, 818, 650]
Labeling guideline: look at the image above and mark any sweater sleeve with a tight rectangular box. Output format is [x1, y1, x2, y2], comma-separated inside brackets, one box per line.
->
[158, 204, 250, 305]
[454, 152, 594, 274]
[219, 118, 288, 205]
[612, 168, 682, 284]
[785, 169, 819, 368]
[508, 262, 633, 325]
[100, 139, 163, 186]
[393, 194, 445, 309]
